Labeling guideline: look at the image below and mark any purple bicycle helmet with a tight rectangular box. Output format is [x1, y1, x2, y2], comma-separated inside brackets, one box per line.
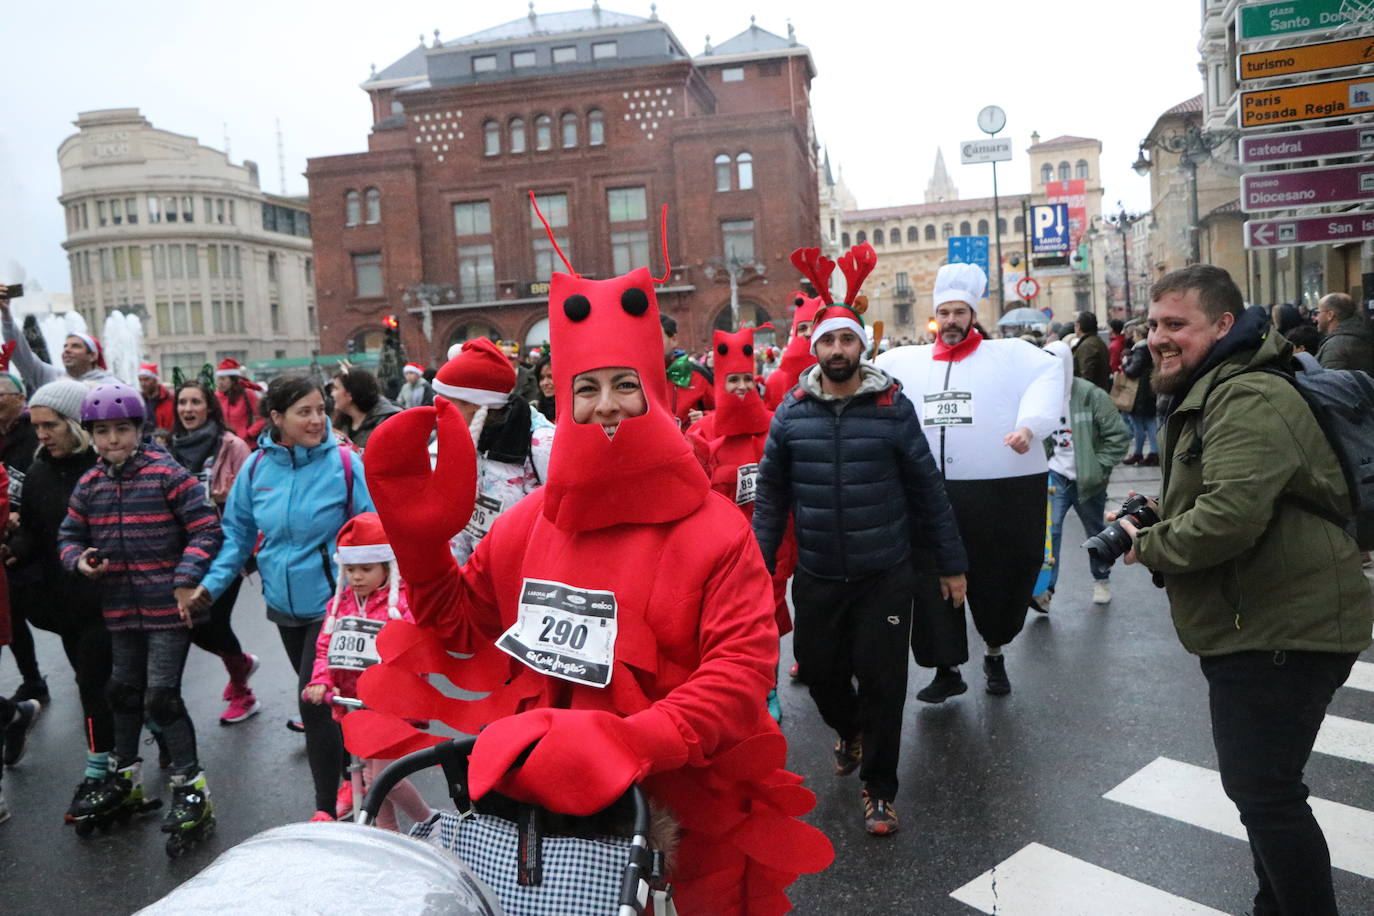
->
[81, 382, 146, 424]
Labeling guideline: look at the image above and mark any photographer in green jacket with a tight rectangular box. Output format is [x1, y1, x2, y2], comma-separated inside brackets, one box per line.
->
[1117, 265, 1372, 916]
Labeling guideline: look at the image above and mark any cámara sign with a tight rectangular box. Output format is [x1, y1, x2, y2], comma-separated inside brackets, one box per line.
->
[959, 138, 1013, 164]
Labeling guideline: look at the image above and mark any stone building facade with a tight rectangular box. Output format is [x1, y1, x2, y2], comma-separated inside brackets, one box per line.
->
[58, 109, 317, 377]
[307, 7, 822, 363]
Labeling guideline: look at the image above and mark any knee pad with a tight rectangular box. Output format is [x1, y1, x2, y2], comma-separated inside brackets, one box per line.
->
[106, 680, 144, 714]
[145, 688, 188, 727]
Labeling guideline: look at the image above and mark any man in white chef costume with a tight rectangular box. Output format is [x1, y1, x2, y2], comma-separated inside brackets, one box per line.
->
[876, 262, 1063, 699]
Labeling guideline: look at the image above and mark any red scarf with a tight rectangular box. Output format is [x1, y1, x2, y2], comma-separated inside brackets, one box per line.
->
[933, 327, 984, 362]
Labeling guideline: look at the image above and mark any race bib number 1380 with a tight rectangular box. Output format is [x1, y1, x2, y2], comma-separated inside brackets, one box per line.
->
[497, 578, 618, 688]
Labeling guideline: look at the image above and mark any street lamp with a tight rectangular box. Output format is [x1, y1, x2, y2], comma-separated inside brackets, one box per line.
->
[704, 255, 766, 331]
[1093, 203, 1143, 318]
[1132, 123, 1234, 266]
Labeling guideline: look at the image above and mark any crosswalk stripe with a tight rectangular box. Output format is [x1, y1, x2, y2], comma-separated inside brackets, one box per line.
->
[1104, 757, 1374, 880]
[1315, 714, 1374, 766]
[1346, 660, 1374, 694]
[948, 842, 1227, 915]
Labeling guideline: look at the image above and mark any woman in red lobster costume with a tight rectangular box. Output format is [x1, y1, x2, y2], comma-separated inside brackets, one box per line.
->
[762, 292, 822, 410]
[352, 209, 832, 914]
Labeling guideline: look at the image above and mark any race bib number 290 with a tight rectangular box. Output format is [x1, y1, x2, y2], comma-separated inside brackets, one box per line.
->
[497, 578, 618, 688]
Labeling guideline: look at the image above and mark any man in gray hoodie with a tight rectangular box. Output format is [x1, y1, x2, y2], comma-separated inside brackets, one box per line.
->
[0, 295, 117, 390]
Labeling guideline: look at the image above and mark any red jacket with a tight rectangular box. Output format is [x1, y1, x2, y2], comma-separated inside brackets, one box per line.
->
[145, 384, 175, 432]
[216, 388, 264, 443]
[1108, 332, 1127, 374]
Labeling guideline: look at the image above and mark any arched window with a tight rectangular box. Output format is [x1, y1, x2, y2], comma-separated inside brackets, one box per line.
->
[737, 152, 754, 190]
[942, 223, 953, 238]
[714, 154, 731, 192]
[1058, 161, 1071, 181]
[977, 219, 989, 235]
[1075, 159, 1089, 180]
[924, 224, 936, 241]
[907, 226, 919, 243]
[345, 191, 360, 226]
[483, 120, 500, 156]
[1013, 215, 1025, 234]
[841, 231, 851, 247]
[997, 217, 1007, 234]
[959, 220, 971, 236]
[561, 112, 578, 148]
[873, 228, 885, 246]
[587, 109, 605, 146]
[855, 230, 867, 244]
[364, 188, 380, 224]
[534, 115, 553, 151]
[1041, 163, 1053, 184]
[509, 118, 527, 154]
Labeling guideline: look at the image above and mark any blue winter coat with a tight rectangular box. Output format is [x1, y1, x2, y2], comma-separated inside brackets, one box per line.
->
[200, 424, 374, 623]
[753, 365, 967, 581]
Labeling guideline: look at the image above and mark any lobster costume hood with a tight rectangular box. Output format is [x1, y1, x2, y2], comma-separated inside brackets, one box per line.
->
[708, 326, 773, 439]
[762, 291, 823, 410]
[354, 202, 832, 915]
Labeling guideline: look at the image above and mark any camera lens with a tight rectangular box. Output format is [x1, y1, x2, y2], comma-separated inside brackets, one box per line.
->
[1083, 522, 1133, 565]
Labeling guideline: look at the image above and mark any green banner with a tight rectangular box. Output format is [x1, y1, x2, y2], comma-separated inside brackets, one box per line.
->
[1239, 0, 1374, 41]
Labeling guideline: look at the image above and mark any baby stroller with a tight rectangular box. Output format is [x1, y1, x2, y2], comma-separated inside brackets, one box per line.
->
[138, 736, 674, 916]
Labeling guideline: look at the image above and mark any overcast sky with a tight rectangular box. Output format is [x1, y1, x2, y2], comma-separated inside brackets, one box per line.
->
[0, 0, 1204, 294]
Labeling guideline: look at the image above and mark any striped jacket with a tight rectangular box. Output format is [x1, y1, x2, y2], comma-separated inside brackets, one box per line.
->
[58, 445, 222, 631]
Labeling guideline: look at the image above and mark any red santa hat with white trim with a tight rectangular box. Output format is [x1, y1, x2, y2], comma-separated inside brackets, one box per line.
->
[214, 357, 262, 391]
[432, 338, 515, 408]
[68, 333, 106, 369]
[402, 362, 425, 377]
[329, 512, 403, 621]
[138, 363, 159, 380]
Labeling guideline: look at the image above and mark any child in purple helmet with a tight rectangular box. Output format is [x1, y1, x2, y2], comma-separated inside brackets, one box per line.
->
[56, 382, 223, 855]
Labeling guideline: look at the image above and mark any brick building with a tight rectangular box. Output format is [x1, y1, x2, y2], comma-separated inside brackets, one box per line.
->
[306, 7, 821, 364]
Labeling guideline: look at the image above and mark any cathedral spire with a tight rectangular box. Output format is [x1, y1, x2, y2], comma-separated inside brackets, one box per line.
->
[924, 148, 958, 204]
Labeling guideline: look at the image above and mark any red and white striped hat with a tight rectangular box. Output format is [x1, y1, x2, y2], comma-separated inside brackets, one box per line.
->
[431, 338, 515, 407]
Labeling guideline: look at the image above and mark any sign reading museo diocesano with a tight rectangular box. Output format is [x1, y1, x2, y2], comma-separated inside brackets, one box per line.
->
[1239, 74, 1374, 128]
[1241, 161, 1374, 212]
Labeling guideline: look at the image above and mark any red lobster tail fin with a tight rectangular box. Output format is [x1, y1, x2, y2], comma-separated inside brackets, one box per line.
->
[838, 242, 877, 306]
[788, 248, 835, 305]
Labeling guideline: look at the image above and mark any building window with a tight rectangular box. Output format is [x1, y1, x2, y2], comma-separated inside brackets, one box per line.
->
[591, 41, 617, 60]
[737, 152, 754, 190]
[561, 112, 578, 148]
[509, 118, 527, 154]
[1076, 159, 1089, 180]
[534, 115, 553, 151]
[512, 49, 536, 69]
[182, 196, 193, 221]
[942, 223, 953, 238]
[841, 232, 851, 247]
[608, 186, 647, 222]
[925, 224, 936, 241]
[484, 120, 500, 156]
[123, 197, 136, 225]
[587, 109, 604, 146]
[182, 245, 194, 278]
[896, 271, 911, 293]
[611, 230, 650, 275]
[722, 67, 744, 82]
[190, 300, 204, 335]
[345, 191, 361, 226]
[207, 245, 218, 278]
[721, 219, 754, 262]
[1058, 161, 1071, 181]
[352, 252, 383, 298]
[457, 244, 495, 302]
[152, 244, 166, 279]
[977, 219, 989, 235]
[267, 252, 278, 283]
[156, 300, 171, 336]
[168, 245, 184, 279]
[472, 54, 497, 74]
[271, 302, 281, 334]
[111, 198, 123, 226]
[552, 45, 576, 64]
[98, 201, 107, 227]
[958, 221, 971, 236]
[129, 246, 144, 279]
[998, 217, 1007, 234]
[855, 230, 867, 244]
[1014, 215, 1025, 234]
[165, 196, 179, 222]
[391, 99, 404, 116]
[1041, 163, 1054, 185]
[113, 247, 127, 280]
[872, 229, 884, 246]
[364, 188, 381, 224]
[530, 193, 570, 281]
[907, 226, 919, 243]
[454, 201, 492, 236]
[714, 154, 731, 192]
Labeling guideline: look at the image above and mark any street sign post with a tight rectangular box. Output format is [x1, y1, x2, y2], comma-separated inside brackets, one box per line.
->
[1241, 161, 1374, 211]
[1239, 33, 1374, 82]
[1015, 276, 1040, 300]
[1030, 204, 1071, 254]
[1238, 73, 1374, 129]
[947, 236, 990, 296]
[1238, 0, 1374, 42]
[1245, 212, 1374, 248]
[959, 138, 1013, 164]
[1240, 123, 1374, 164]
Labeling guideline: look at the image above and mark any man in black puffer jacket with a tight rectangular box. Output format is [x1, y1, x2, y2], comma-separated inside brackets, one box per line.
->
[754, 309, 966, 837]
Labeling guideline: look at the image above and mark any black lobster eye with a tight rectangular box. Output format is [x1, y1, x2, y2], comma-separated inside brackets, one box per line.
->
[793, 296, 804, 307]
[742, 344, 753, 357]
[716, 343, 729, 356]
[620, 287, 649, 316]
[563, 294, 591, 322]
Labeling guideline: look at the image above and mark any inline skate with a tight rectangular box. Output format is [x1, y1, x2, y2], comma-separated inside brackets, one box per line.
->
[162, 770, 215, 858]
[68, 757, 162, 836]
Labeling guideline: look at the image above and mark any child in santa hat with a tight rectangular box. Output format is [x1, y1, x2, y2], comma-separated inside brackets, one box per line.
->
[302, 512, 432, 829]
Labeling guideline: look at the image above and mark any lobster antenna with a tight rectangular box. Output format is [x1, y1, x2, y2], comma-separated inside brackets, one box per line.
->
[653, 204, 671, 283]
[528, 191, 577, 276]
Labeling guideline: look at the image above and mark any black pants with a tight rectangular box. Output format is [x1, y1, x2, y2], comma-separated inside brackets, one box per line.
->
[189, 574, 245, 659]
[60, 621, 114, 754]
[1200, 649, 1357, 916]
[108, 629, 197, 774]
[914, 474, 1045, 657]
[3, 596, 42, 682]
[792, 563, 914, 801]
[278, 618, 344, 814]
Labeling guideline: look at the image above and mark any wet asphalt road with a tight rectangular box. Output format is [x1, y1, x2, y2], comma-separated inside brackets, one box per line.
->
[1, 467, 1372, 914]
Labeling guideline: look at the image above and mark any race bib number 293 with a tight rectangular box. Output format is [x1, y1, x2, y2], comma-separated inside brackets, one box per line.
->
[497, 578, 618, 688]
[923, 391, 974, 427]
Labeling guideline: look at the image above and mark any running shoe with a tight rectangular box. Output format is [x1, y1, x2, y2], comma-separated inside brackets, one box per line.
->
[862, 789, 898, 836]
[832, 736, 862, 776]
[2, 700, 41, 767]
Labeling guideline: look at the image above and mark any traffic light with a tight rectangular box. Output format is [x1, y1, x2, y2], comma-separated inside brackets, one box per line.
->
[383, 313, 400, 348]
[346, 337, 357, 356]
[378, 314, 405, 398]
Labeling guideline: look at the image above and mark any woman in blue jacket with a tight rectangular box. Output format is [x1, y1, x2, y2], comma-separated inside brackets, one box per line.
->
[184, 376, 373, 820]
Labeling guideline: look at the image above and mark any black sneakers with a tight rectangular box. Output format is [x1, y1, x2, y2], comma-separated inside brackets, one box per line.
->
[3, 700, 42, 766]
[983, 655, 1011, 696]
[832, 736, 862, 776]
[916, 667, 968, 704]
[13, 678, 49, 704]
[862, 789, 899, 836]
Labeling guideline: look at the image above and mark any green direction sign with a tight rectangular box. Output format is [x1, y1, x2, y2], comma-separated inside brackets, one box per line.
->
[1239, 0, 1374, 41]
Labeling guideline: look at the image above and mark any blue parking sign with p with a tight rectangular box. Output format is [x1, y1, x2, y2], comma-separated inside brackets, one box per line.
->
[1031, 204, 1070, 254]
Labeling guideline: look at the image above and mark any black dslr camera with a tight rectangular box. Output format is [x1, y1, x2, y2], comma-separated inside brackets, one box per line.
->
[1083, 494, 1160, 566]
